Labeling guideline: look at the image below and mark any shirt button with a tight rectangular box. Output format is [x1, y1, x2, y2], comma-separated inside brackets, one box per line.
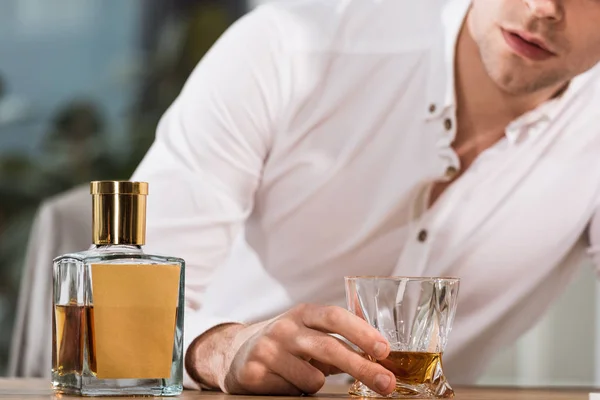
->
[429, 104, 437, 113]
[444, 118, 453, 131]
[445, 165, 459, 179]
[417, 229, 428, 242]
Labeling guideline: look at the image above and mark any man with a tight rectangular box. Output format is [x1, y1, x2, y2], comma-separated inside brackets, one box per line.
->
[132, 0, 600, 396]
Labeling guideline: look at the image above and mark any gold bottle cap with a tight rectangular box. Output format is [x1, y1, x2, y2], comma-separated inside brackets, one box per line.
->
[91, 181, 148, 195]
[91, 181, 148, 245]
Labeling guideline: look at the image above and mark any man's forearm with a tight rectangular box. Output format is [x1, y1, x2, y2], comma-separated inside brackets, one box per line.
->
[185, 323, 246, 390]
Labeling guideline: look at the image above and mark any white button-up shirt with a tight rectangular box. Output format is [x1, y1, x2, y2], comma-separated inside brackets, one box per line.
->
[132, 0, 600, 388]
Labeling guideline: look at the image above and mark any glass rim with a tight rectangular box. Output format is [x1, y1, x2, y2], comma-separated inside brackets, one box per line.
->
[344, 275, 460, 283]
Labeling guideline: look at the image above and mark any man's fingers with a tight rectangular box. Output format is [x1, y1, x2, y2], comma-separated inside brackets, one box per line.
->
[268, 351, 326, 394]
[299, 305, 390, 360]
[224, 361, 303, 396]
[294, 329, 396, 396]
[309, 359, 343, 376]
[255, 372, 304, 396]
[245, 335, 325, 395]
[226, 304, 396, 396]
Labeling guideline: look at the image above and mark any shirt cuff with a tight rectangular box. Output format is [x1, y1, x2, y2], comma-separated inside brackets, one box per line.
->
[183, 311, 240, 390]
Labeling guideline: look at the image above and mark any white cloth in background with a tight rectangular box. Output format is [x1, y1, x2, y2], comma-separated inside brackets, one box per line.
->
[8, 185, 90, 377]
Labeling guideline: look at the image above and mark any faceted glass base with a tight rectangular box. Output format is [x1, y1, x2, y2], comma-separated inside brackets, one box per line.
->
[349, 378, 454, 399]
[52, 372, 182, 397]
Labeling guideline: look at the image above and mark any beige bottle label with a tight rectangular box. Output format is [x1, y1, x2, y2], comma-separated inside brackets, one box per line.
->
[91, 264, 180, 380]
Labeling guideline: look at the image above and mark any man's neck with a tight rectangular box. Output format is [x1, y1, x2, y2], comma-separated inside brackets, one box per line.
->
[455, 12, 565, 138]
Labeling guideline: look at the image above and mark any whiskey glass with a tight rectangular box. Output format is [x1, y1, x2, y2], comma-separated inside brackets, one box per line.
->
[345, 276, 460, 399]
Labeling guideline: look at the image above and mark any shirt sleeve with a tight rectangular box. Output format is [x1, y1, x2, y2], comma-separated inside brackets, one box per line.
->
[130, 6, 289, 389]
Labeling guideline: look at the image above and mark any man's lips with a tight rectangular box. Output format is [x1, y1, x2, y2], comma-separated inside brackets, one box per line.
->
[501, 28, 556, 61]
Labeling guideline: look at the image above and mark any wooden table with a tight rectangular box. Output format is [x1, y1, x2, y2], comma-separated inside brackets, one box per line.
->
[0, 379, 593, 400]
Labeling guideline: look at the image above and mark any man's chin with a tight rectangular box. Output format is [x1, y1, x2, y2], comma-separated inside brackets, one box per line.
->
[488, 72, 526, 95]
[495, 80, 533, 95]
[487, 66, 543, 95]
[481, 51, 540, 94]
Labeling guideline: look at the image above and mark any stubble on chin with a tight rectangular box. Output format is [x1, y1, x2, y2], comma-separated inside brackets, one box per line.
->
[478, 41, 566, 96]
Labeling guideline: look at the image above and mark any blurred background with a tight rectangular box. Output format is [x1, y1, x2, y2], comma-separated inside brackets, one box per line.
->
[0, 0, 597, 388]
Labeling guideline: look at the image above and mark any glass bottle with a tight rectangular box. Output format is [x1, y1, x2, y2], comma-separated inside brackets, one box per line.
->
[52, 181, 185, 396]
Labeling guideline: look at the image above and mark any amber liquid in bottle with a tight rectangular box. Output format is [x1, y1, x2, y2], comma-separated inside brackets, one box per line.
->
[52, 304, 96, 376]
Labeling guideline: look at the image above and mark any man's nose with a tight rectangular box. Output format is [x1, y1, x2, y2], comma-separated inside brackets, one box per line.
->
[523, 0, 564, 21]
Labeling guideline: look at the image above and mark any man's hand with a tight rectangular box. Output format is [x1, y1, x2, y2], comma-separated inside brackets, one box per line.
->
[186, 304, 396, 396]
